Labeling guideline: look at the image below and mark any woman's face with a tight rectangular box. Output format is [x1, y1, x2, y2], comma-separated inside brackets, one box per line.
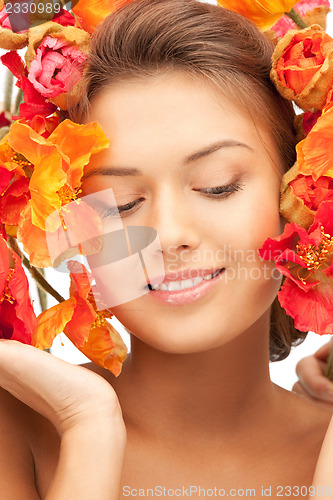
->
[81, 71, 284, 354]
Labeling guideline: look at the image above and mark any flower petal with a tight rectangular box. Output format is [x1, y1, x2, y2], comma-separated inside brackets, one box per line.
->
[32, 297, 76, 349]
[70, 322, 127, 376]
[278, 277, 333, 333]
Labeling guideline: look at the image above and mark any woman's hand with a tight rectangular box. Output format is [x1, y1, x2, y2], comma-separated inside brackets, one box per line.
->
[293, 340, 333, 411]
[0, 340, 126, 499]
[0, 339, 124, 435]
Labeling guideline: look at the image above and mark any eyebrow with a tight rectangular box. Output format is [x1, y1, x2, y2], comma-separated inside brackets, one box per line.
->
[82, 139, 253, 178]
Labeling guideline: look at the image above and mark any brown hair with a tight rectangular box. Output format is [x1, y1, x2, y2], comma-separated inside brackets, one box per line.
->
[69, 0, 306, 360]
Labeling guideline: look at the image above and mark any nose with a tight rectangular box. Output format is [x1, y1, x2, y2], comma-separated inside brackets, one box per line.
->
[148, 186, 201, 260]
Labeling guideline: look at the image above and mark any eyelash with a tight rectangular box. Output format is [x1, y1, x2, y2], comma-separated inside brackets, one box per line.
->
[99, 181, 243, 218]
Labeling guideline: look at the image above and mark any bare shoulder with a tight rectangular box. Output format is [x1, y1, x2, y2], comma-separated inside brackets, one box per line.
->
[274, 383, 332, 450]
[0, 385, 47, 499]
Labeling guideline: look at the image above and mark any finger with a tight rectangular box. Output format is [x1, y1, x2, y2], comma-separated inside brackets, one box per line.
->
[296, 355, 333, 404]
[0, 340, 119, 433]
[292, 381, 333, 411]
[314, 339, 333, 362]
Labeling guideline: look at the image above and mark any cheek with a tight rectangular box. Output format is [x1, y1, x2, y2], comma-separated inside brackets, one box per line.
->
[199, 179, 282, 313]
[198, 175, 282, 252]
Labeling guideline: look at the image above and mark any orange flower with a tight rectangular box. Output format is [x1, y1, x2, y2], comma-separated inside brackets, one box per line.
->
[281, 108, 333, 227]
[72, 0, 132, 34]
[5, 119, 108, 267]
[0, 133, 32, 227]
[297, 105, 333, 178]
[32, 263, 127, 376]
[217, 0, 298, 30]
[271, 26, 333, 111]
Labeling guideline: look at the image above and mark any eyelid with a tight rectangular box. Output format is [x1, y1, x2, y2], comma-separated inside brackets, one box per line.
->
[193, 180, 244, 197]
[99, 197, 144, 218]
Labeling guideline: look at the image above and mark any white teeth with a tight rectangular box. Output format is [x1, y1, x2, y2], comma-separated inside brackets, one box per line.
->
[181, 278, 194, 290]
[168, 281, 182, 291]
[150, 271, 222, 292]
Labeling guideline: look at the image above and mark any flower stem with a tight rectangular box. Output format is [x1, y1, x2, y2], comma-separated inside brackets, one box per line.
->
[325, 340, 333, 382]
[7, 236, 65, 304]
[14, 88, 23, 116]
[36, 268, 48, 312]
[286, 8, 308, 29]
[4, 70, 14, 113]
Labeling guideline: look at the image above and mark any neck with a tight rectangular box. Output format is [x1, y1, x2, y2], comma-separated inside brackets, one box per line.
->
[115, 310, 277, 446]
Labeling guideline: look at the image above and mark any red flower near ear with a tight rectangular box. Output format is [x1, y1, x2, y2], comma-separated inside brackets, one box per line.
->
[0, 236, 36, 342]
[259, 199, 333, 334]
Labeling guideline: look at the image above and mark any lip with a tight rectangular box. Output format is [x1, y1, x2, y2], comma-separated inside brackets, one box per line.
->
[146, 268, 225, 306]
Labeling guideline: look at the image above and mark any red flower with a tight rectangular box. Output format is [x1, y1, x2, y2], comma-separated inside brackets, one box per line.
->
[0, 167, 30, 226]
[32, 262, 127, 376]
[51, 9, 76, 27]
[290, 175, 333, 211]
[0, 51, 57, 120]
[302, 110, 322, 135]
[17, 114, 61, 139]
[0, 111, 11, 128]
[259, 199, 333, 334]
[0, 236, 36, 342]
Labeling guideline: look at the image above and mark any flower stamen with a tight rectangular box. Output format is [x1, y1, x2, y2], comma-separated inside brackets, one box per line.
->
[10, 152, 33, 178]
[0, 268, 15, 304]
[296, 225, 333, 275]
[92, 310, 108, 328]
[57, 185, 82, 205]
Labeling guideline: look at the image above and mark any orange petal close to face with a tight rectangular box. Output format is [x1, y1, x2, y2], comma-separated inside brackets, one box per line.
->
[72, 322, 127, 376]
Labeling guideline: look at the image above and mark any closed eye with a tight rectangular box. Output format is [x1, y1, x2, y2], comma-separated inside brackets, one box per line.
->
[194, 181, 244, 198]
[98, 181, 243, 219]
[99, 198, 145, 218]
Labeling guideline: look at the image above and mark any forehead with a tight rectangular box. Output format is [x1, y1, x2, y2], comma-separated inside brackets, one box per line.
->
[84, 71, 281, 173]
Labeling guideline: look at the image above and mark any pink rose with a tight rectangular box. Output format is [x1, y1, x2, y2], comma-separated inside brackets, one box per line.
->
[0, 5, 11, 30]
[28, 36, 87, 98]
[270, 0, 330, 41]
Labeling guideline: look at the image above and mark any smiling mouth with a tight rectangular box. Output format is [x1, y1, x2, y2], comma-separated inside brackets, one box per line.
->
[146, 268, 224, 292]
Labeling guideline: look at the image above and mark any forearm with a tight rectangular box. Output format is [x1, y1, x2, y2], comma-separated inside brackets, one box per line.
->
[46, 418, 126, 500]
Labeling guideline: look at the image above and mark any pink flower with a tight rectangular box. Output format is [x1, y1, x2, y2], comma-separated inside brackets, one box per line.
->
[0, 5, 12, 30]
[1, 51, 57, 119]
[0, 6, 75, 32]
[28, 36, 87, 99]
[271, 0, 330, 41]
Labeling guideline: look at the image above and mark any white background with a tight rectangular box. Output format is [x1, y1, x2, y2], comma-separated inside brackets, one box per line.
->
[0, 0, 332, 389]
